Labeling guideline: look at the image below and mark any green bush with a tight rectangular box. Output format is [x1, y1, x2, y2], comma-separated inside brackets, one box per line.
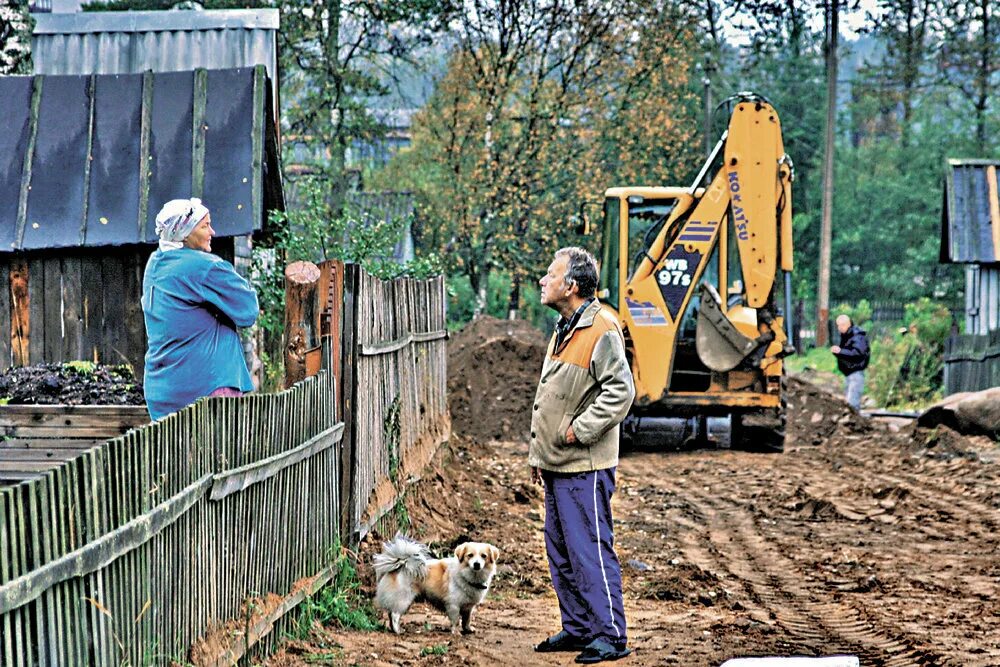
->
[866, 299, 951, 409]
[291, 546, 382, 639]
[833, 299, 872, 327]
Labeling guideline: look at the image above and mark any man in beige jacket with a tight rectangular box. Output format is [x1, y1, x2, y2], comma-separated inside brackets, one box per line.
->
[530, 247, 635, 664]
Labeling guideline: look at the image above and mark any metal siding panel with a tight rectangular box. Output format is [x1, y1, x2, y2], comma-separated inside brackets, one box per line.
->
[33, 10, 279, 35]
[147, 71, 194, 241]
[86, 74, 144, 247]
[966, 265, 976, 334]
[32, 17, 278, 112]
[23, 76, 91, 251]
[203, 68, 256, 238]
[973, 170, 994, 262]
[0, 77, 34, 251]
[989, 268, 999, 333]
[948, 163, 1000, 263]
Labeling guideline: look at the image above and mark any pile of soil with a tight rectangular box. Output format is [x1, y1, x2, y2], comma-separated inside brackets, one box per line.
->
[785, 374, 872, 446]
[447, 317, 548, 442]
[0, 363, 144, 406]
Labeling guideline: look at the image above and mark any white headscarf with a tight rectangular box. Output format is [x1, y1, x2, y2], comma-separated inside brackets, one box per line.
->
[154, 198, 210, 252]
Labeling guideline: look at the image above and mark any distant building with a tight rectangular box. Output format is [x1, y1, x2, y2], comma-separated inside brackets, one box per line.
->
[940, 159, 1000, 335]
[348, 108, 416, 168]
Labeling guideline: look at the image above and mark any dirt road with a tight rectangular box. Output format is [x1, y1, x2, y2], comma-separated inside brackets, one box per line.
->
[265, 318, 1000, 667]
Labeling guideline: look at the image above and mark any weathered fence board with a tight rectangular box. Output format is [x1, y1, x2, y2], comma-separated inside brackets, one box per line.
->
[342, 266, 450, 542]
[944, 329, 1000, 394]
[0, 372, 342, 665]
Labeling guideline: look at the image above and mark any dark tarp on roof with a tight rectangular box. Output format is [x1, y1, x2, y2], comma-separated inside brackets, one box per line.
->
[941, 159, 1000, 264]
[0, 65, 283, 253]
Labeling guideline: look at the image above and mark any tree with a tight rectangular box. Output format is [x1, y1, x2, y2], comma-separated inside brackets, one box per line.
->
[939, 0, 998, 154]
[278, 0, 454, 197]
[816, 0, 840, 346]
[0, 0, 32, 75]
[375, 0, 702, 317]
[856, 0, 941, 149]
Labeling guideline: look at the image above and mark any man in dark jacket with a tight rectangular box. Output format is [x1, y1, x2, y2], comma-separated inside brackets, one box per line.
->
[831, 315, 870, 410]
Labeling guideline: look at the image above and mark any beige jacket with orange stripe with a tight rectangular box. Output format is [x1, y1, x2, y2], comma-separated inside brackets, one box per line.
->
[529, 299, 636, 473]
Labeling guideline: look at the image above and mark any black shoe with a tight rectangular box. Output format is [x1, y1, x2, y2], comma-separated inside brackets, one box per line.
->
[535, 629, 590, 653]
[574, 638, 631, 664]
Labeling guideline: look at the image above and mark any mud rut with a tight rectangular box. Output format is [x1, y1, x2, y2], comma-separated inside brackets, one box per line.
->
[263, 319, 1000, 667]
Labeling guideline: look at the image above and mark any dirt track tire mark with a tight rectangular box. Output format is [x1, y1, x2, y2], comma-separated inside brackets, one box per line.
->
[664, 476, 948, 667]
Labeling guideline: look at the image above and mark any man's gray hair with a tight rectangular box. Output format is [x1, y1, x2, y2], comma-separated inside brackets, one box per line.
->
[555, 247, 599, 299]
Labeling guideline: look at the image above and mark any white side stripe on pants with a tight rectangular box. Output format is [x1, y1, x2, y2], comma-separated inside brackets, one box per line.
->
[593, 473, 621, 638]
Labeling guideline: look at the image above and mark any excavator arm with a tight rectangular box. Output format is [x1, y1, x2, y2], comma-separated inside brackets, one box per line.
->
[607, 93, 794, 409]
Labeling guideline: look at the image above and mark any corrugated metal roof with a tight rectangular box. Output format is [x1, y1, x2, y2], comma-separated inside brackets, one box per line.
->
[941, 159, 1000, 264]
[0, 65, 283, 252]
[31, 9, 279, 109]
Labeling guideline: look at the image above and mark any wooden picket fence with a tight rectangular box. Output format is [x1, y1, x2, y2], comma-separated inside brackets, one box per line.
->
[944, 330, 1000, 394]
[0, 263, 450, 665]
[339, 264, 450, 541]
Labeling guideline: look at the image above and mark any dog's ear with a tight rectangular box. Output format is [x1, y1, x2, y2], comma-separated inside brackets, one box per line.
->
[489, 545, 499, 563]
[454, 543, 468, 561]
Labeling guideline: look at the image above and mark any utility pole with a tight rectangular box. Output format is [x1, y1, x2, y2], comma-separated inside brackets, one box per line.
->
[703, 57, 716, 158]
[817, 0, 839, 347]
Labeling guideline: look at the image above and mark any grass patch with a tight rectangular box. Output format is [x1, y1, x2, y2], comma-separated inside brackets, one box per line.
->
[785, 346, 838, 374]
[290, 547, 383, 639]
[65, 360, 97, 374]
[420, 643, 450, 656]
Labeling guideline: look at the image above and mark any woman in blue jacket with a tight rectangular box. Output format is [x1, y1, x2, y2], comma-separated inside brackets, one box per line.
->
[141, 198, 259, 420]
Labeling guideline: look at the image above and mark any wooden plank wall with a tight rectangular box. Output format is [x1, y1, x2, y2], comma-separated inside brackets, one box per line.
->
[0, 405, 151, 485]
[342, 265, 450, 541]
[944, 329, 1000, 394]
[0, 248, 152, 378]
[0, 372, 341, 666]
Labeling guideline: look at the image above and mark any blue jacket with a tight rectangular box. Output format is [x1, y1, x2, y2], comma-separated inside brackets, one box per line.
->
[836, 325, 870, 376]
[141, 248, 259, 420]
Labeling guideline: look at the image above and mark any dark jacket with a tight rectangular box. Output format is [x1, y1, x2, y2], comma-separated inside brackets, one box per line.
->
[835, 325, 870, 375]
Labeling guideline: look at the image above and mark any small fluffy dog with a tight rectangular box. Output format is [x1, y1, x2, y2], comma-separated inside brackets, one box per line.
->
[373, 535, 499, 635]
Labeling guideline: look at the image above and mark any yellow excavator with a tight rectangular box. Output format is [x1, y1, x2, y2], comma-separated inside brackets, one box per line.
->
[592, 92, 795, 451]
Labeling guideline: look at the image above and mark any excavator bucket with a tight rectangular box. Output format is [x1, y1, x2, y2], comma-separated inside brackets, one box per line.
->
[696, 283, 756, 372]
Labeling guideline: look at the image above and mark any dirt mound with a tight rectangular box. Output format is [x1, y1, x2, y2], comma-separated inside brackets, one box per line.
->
[786, 374, 871, 446]
[448, 317, 548, 442]
[0, 362, 144, 405]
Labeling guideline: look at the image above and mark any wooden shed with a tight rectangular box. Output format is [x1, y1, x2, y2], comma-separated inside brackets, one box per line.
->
[0, 65, 283, 379]
[940, 158, 1000, 393]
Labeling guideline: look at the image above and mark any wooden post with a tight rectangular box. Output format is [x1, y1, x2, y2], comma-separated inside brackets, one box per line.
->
[338, 263, 359, 544]
[284, 261, 321, 388]
[10, 259, 30, 367]
[321, 260, 345, 409]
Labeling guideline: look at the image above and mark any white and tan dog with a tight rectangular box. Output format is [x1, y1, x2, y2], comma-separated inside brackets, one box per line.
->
[373, 535, 499, 635]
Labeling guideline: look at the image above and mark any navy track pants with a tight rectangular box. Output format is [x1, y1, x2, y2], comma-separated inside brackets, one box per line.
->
[542, 467, 627, 646]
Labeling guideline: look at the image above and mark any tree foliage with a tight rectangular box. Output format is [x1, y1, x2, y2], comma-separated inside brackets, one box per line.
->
[277, 0, 453, 194]
[373, 0, 702, 314]
[0, 0, 32, 75]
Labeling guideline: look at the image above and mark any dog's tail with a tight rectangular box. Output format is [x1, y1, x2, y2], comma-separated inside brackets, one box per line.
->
[373, 534, 429, 580]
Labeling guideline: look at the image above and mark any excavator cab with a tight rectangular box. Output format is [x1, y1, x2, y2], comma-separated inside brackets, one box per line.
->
[594, 93, 795, 451]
